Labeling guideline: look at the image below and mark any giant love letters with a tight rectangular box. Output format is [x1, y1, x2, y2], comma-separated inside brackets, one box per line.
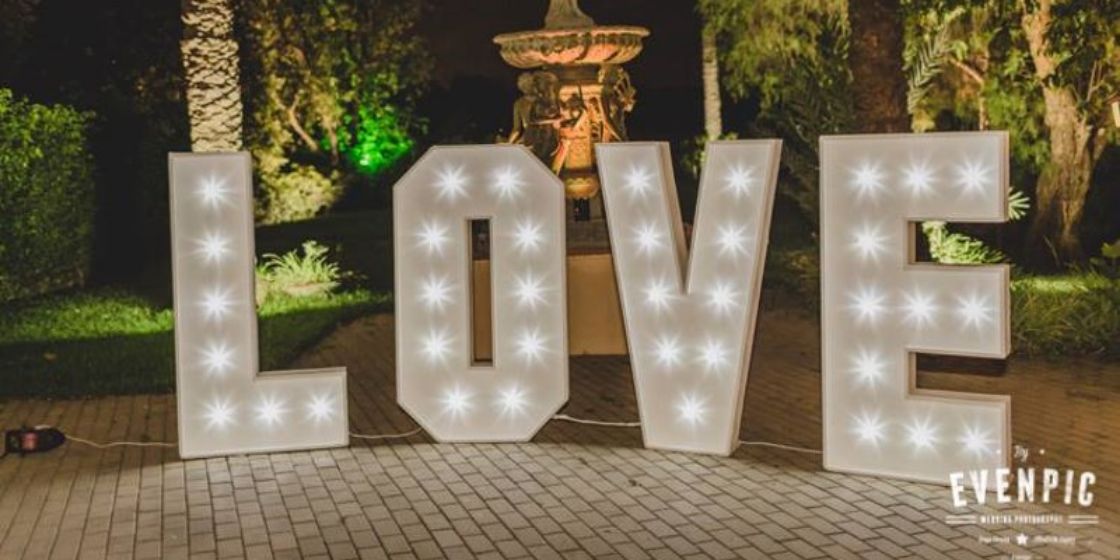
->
[169, 132, 1010, 485]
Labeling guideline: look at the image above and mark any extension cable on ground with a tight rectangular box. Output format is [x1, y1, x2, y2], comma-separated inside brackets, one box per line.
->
[3, 417, 821, 457]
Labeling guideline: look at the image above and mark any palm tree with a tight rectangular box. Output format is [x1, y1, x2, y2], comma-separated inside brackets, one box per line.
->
[847, 0, 908, 133]
[180, 0, 243, 152]
[701, 24, 723, 141]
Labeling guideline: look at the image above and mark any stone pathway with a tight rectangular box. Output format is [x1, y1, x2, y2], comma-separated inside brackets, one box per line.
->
[0, 310, 1117, 559]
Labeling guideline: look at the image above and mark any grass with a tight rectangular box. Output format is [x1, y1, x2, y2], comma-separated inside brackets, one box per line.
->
[1011, 273, 1120, 358]
[0, 288, 388, 398]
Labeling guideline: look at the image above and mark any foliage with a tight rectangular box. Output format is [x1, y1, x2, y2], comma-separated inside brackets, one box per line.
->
[1090, 238, 1120, 279]
[0, 288, 388, 398]
[0, 89, 96, 303]
[906, 0, 1119, 264]
[2, 0, 190, 275]
[921, 188, 1030, 265]
[922, 221, 1007, 264]
[752, 14, 852, 229]
[256, 240, 341, 303]
[239, 0, 432, 223]
[1011, 273, 1120, 358]
[698, 0, 846, 107]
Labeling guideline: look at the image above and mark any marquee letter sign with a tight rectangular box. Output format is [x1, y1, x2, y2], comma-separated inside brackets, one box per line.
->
[596, 141, 781, 455]
[169, 153, 349, 458]
[394, 146, 569, 441]
[819, 132, 1011, 483]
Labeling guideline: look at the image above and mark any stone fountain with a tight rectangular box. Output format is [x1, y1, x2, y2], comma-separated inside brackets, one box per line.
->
[495, 0, 648, 233]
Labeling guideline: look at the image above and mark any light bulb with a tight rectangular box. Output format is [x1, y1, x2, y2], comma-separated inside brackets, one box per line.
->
[306, 394, 334, 423]
[491, 165, 523, 200]
[416, 220, 450, 256]
[724, 164, 754, 198]
[853, 410, 886, 446]
[625, 165, 654, 199]
[677, 393, 707, 426]
[513, 219, 544, 255]
[715, 224, 750, 258]
[204, 398, 235, 431]
[435, 165, 468, 200]
[633, 222, 663, 255]
[851, 161, 885, 199]
[195, 232, 230, 264]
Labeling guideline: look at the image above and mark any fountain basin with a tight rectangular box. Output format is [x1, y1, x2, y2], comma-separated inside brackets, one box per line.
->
[494, 26, 649, 69]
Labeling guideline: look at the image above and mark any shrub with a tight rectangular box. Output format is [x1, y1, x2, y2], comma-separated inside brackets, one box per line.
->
[0, 89, 95, 303]
[1011, 274, 1120, 358]
[256, 241, 341, 304]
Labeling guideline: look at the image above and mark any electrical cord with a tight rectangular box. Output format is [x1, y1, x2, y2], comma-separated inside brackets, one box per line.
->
[350, 427, 424, 440]
[737, 440, 822, 455]
[66, 435, 177, 449]
[551, 414, 641, 427]
[8, 422, 823, 457]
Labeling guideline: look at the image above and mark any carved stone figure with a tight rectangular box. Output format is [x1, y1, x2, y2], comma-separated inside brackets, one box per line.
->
[495, 0, 648, 222]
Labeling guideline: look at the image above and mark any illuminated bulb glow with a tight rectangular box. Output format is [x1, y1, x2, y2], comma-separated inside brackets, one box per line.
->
[197, 176, 229, 208]
[820, 134, 1010, 484]
[643, 278, 674, 312]
[201, 341, 234, 376]
[849, 285, 887, 324]
[851, 161, 885, 199]
[394, 146, 569, 443]
[171, 152, 348, 459]
[516, 328, 547, 363]
[421, 329, 452, 363]
[901, 289, 938, 328]
[205, 398, 235, 431]
[853, 410, 886, 446]
[596, 141, 781, 456]
[905, 417, 939, 451]
[195, 232, 231, 264]
[435, 165, 468, 200]
[255, 396, 287, 427]
[959, 424, 992, 457]
[419, 275, 454, 311]
[512, 219, 544, 255]
[903, 161, 934, 195]
[850, 348, 885, 388]
[955, 293, 991, 329]
[199, 286, 234, 322]
[955, 160, 989, 193]
[417, 220, 450, 256]
[306, 394, 334, 423]
[633, 222, 664, 255]
[491, 165, 523, 200]
[513, 273, 547, 310]
[706, 281, 739, 315]
[498, 386, 527, 417]
[625, 165, 654, 199]
[724, 164, 754, 198]
[715, 224, 750, 258]
[676, 394, 707, 426]
[698, 338, 729, 373]
[653, 335, 682, 369]
[442, 386, 471, 417]
[851, 223, 888, 262]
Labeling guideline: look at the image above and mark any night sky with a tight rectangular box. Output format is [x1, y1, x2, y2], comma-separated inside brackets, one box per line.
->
[418, 0, 705, 143]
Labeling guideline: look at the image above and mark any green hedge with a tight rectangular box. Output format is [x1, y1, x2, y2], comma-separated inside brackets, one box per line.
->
[0, 89, 95, 303]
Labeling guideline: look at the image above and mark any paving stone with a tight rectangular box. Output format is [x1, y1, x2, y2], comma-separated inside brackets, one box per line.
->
[0, 311, 1116, 559]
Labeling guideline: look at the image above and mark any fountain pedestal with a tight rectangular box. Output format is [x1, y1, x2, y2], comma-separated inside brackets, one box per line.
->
[495, 0, 648, 243]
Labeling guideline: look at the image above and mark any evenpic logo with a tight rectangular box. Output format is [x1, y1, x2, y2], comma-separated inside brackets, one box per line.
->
[945, 445, 1101, 554]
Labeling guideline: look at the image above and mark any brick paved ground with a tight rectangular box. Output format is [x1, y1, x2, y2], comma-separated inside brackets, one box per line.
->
[0, 309, 1118, 559]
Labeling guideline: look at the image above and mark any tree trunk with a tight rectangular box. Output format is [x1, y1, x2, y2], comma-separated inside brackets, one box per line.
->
[181, 0, 244, 152]
[848, 0, 909, 133]
[1021, 0, 1100, 264]
[701, 25, 723, 141]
